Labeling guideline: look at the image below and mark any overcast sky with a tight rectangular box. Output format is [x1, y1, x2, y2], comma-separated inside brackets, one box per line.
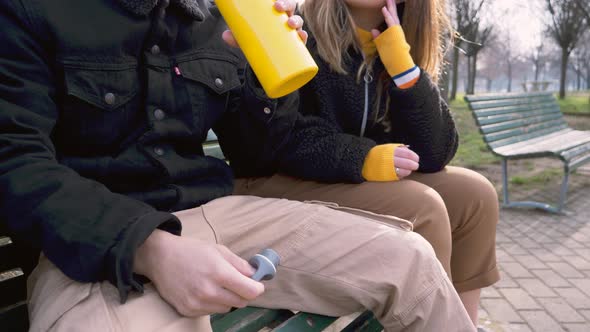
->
[486, 0, 546, 54]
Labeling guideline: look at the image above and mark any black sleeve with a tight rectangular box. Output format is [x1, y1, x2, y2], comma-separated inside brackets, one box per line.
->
[0, 0, 180, 302]
[216, 66, 375, 183]
[277, 81, 376, 183]
[388, 72, 458, 172]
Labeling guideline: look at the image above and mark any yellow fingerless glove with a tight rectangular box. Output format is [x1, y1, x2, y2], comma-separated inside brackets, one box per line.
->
[362, 144, 403, 182]
[374, 25, 415, 77]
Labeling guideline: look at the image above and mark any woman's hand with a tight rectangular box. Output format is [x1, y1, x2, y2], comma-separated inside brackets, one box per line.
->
[223, 0, 308, 47]
[371, 0, 401, 39]
[394, 146, 419, 179]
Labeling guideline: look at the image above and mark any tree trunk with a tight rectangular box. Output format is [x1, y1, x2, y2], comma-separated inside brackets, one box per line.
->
[471, 58, 476, 94]
[466, 55, 478, 95]
[450, 47, 460, 100]
[586, 64, 590, 90]
[473, 55, 478, 93]
[576, 58, 581, 91]
[465, 56, 473, 95]
[486, 78, 492, 92]
[559, 48, 569, 99]
[507, 62, 512, 92]
[439, 61, 451, 102]
[534, 59, 541, 82]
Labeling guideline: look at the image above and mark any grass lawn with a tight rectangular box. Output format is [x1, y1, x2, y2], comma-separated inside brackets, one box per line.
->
[447, 97, 499, 168]
[557, 91, 590, 116]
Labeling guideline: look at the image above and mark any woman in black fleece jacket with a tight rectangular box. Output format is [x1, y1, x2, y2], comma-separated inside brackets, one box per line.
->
[233, 0, 499, 327]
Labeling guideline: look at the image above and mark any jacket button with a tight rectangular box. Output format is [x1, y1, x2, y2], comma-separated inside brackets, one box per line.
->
[151, 45, 160, 55]
[104, 93, 116, 105]
[154, 108, 166, 120]
[214, 78, 224, 88]
[154, 146, 165, 156]
[263, 107, 272, 114]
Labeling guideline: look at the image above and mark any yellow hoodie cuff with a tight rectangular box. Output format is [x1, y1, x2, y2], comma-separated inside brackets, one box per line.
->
[362, 144, 403, 182]
[374, 25, 415, 78]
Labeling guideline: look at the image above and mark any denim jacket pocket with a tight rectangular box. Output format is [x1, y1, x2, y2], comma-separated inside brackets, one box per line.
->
[177, 57, 242, 133]
[178, 57, 241, 95]
[62, 61, 139, 111]
[57, 61, 139, 146]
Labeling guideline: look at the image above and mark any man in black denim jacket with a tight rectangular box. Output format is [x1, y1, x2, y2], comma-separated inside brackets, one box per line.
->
[0, 1, 473, 331]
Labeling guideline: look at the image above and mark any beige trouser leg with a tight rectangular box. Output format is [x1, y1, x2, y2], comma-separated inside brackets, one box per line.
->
[234, 166, 500, 293]
[28, 196, 474, 332]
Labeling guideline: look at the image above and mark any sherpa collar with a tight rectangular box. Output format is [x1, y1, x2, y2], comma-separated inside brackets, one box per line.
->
[115, 0, 210, 20]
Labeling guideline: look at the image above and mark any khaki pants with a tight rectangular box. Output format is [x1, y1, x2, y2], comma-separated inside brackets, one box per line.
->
[234, 166, 500, 292]
[28, 196, 474, 332]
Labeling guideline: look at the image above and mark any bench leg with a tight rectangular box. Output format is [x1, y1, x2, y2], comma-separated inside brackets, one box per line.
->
[501, 159, 510, 205]
[557, 165, 570, 213]
[500, 158, 568, 214]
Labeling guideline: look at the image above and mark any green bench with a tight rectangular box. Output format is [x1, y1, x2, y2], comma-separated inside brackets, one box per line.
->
[0, 235, 30, 331]
[465, 92, 590, 213]
[0, 133, 383, 331]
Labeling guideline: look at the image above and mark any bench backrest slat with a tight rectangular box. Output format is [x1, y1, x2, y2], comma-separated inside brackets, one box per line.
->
[485, 119, 566, 144]
[464, 91, 550, 102]
[475, 104, 560, 125]
[211, 307, 294, 331]
[0, 236, 19, 276]
[203, 130, 225, 160]
[465, 92, 567, 151]
[479, 113, 565, 135]
[467, 95, 555, 111]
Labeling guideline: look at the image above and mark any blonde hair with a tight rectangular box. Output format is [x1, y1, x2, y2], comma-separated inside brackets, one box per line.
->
[300, 0, 451, 82]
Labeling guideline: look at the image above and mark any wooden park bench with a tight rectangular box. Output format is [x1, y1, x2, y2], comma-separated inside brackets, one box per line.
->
[465, 92, 590, 213]
[0, 134, 383, 331]
[0, 235, 30, 331]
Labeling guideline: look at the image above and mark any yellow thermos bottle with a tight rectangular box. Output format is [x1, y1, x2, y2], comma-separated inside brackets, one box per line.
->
[215, 0, 318, 99]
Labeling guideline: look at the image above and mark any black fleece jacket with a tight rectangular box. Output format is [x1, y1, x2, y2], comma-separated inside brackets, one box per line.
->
[278, 33, 459, 179]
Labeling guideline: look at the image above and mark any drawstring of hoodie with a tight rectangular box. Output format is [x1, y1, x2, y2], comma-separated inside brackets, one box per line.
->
[357, 26, 377, 138]
[360, 56, 373, 137]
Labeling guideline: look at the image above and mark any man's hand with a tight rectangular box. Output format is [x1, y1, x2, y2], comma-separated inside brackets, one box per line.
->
[393, 146, 419, 179]
[222, 0, 308, 47]
[134, 229, 264, 317]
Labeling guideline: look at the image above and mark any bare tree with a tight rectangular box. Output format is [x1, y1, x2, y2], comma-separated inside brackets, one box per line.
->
[438, 37, 453, 102]
[463, 19, 494, 94]
[577, 0, 590, 23]
[545, 0, 587, 98]
[529, 42, 548, 83]
[569, 51, 585, 90]
[569, 34, 590, 90]
[449, 0, 486, 100]
[574, 0, 590, 106]
[494, 33, 521, 92]
[477, 44, 498, 92]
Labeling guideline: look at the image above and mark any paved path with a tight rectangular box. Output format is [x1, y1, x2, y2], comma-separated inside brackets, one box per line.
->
[480, 169, 590, 332]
